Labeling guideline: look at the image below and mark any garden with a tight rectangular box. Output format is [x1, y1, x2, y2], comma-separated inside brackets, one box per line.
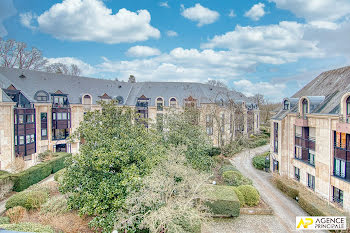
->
[0, 101, 265, 233]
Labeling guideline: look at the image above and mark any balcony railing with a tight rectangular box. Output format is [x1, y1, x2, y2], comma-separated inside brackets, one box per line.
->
[52, 103, 69, 108]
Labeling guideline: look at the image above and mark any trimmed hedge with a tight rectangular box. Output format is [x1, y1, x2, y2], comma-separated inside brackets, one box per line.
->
[0, 222, 55, 233]
[222, 170, 253, 187]
[12, 153, 71, 192]
[298, 196, 324, 216]
[233, 187, 245, 206]
[203, 185, 240, 217]
[273, 177, 299, 200]
[219, 165, 238, 175]
[0, 174, 14, 199]
[0, 217, 10, 224]
[252, 152, 269, 170]
[5, 190, 49, 210]
[237, 185, 260, 207]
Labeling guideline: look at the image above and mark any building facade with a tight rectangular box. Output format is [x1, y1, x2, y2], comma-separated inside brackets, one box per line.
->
[270, 66, 350, 213]
[0, 67, 260, 171]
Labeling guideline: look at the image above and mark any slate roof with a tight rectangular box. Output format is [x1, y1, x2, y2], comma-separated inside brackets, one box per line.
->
[273, 66, 350, 120]
[0, 67, 254, 107]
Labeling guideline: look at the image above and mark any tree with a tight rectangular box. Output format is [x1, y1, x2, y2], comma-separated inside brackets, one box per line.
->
[114, 149, 210, 233]
[128, 75, 136, 83]
[206, 80, 228, 89]
[0, 38, 47, 70]
[45, 62, 81, 76]
[60, 101, 166, 231]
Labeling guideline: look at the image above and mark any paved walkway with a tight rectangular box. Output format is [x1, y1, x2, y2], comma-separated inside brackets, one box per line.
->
[230, 145, 326, 233]
[0, 174, 55, 215]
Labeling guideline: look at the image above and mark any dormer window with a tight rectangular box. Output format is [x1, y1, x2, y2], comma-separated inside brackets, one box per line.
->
[346, 96, 350, 116]
[283, 100, 290, 110]
[170, 97, 177, 108]
[83, 94, 92, 105]
[34, 91, 49, 102]
[156, 97, 163, 111]
[302, 99, 309, 114]
[116, 96, 124, 104]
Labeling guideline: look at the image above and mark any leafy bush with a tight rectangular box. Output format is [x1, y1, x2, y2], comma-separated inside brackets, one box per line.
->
[219, 165, 238, 175]
[233, 187, 245, 206]
[207, 147, 221, 157]
[0, 217, 10, 224]
[253, 152, 269, 170]
[54, 168, 66, 182]
[222, 171, 252, 186]
[0, 222, 55, 233]
[11, 153, 71, 192]
[298, 196, 325, 216]
[0, 170, 9, 176]
[6, 206, 26, 223]
[41, 196, 69, 215]
[237, 185, 260, 207]
[0, 174, 14, 200]
[5, 190, 49, 210]
[273, 176, 299, 200]
[203, 185, 240, 217]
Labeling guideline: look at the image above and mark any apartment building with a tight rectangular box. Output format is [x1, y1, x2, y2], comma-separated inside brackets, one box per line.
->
[0, 67, 260, 171]
[270, 66, 350, 212]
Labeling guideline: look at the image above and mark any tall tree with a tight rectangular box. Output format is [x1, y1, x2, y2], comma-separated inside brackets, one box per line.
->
[45, 62, 81, 76]
[206, 80, 228, 89]
[0, 38, 47, 70]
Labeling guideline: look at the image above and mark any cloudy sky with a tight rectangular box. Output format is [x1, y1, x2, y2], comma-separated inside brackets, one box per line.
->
[1, 0, 350, 102]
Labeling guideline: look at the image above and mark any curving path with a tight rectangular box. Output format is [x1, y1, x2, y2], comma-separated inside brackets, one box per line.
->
[230, 145, 326, 233]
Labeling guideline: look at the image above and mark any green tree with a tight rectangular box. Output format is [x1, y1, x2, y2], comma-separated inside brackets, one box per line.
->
[164, 109, 214, 171]
[60, 101, 166, 232]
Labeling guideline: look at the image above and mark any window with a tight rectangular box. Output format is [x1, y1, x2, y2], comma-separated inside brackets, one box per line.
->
[274, 122, 278, 153]
[41, 113, 47, 120]
[19, 136, 24, 145]
[308, 151, 315, 166]
[62, 113, 67, 120]
[53, 113, 56, 120]
[18, 115, 24, 124]
[307, 173, 315, 190]
[206, 114, 213, 136]
[347, 96, 350, 116]
[334, 158, 346, 178]
[295, 126, 302, 137]
[283, 100, 290, 110]
[333, 186, 344, 206]
[309, 127, 316, 141]
[52, 129, 69, 140]
[15, 136, 17, 146]
[294, 167, 300, 181]
[26, 134, 35, 144]
[206, 127, 213, 135]
[26, 114, 34, 123]
[302, 99, 309, 114]
[41, 128, 47, 137]
[34, 91, 49, 102]
[170, 98, 177, 108]
[156, 97, 163, 111]
[295, 146, 302, 159]
[83, 94, 92, 105]
[221, 113, 225, 133]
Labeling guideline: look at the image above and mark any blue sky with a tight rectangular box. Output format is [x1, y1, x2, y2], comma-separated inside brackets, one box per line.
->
[1, 0, 350, 102]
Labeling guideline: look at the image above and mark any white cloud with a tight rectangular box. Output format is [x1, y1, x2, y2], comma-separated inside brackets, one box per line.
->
[0, 0, 16, 36]
[181, 3, 220, 27]
[233, 79, 287, 101]
[22, 0, 160, 44]
[166, 30, 178, 37]
[159, 1, 169, 8]
[268, 0, 350, 22]
[46, 57, 97, 76]
[202, 21, 323, 64]
[229, 10, 236, 18]
[126, 46, 161, 57]
[20, 12, 37, 30]
[244, 3, 266, 21]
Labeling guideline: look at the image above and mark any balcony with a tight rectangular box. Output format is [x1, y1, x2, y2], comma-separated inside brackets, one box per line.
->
[52, 103, 69, 108]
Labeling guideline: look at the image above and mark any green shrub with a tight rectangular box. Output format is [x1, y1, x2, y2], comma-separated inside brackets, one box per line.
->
[253, 152, 269, 170]
[207, 147, 221, 157]
[6, 190, 49, 210]
[0, 217, 10, 224]
[41, 196, 68, 215]
[298, 196, 325, 216]
[0, 170, 9, 176]
[222, 171, 252, 186]
[219, 165, 238, 175]
[203, 185, 240, 217]
[233, 187, 245, 206]
[237, 185, 260, 207]
[0, 222, 55, 233]
[54, 168, 66, 182]
[11, 153, 71, 192]
[274, 177, 299, 200]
